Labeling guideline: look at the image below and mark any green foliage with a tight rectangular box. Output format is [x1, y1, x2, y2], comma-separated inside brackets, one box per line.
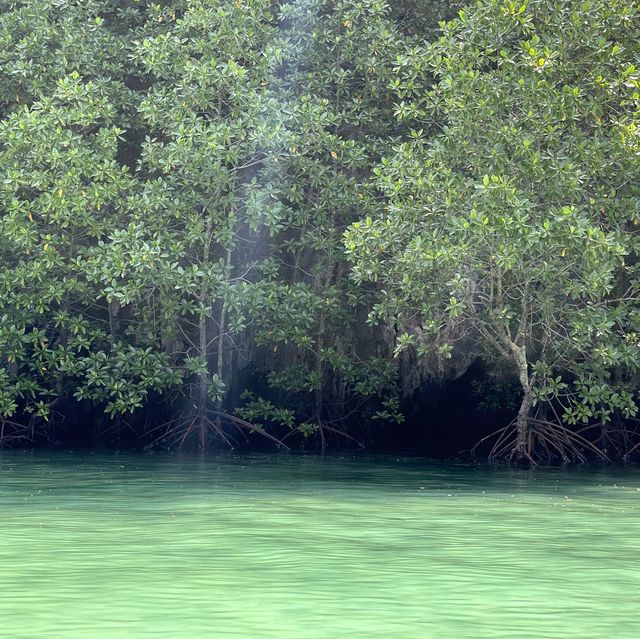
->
[1, 0, 426, 447]
[1, 0, 637, 459]
[346, 0, 640, 459]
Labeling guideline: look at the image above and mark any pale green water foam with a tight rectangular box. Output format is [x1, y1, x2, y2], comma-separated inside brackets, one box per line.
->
[0, 452, 639, 638]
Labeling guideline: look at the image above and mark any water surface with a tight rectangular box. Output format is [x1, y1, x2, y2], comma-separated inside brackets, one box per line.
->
[0, 452, 639, 638]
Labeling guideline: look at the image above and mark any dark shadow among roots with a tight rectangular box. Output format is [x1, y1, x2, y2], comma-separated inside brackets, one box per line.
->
[0, 416, 62, 448]
[0, 418, 31, 447]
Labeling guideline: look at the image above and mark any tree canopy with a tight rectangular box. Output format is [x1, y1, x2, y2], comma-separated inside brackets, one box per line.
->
[0, 0, 638, 462]
[346, 0, 640, 462]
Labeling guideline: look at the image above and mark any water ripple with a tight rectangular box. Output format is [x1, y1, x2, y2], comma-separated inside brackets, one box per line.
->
[0, 452, 639, 638]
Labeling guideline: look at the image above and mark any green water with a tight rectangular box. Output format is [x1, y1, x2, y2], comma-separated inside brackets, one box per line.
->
[1, 452, 639, 638]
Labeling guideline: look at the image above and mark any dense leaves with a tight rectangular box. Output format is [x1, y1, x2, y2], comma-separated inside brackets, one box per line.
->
[346, 0, 640, 462]
[0, 0, 638, 461]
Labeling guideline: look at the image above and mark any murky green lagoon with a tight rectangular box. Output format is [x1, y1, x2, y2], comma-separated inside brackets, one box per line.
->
[1, 452, 639, 638]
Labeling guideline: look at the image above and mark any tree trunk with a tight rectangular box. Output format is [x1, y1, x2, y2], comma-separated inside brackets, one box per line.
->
[108, 299, 120, 342]
[515, 384, 533, 459]
[198, 312, 208, 451]
[198, 219, 214, 451]
[508, 340, 533, 462]
[314, 311, 326, 451]
[215, 249, 232, 408]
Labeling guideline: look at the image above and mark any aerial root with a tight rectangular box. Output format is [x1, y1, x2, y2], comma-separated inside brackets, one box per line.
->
[95, 417, 137, 441]
[321, 424, 364, 448]
[471, 424, 511, 457]
[143, 409, 288, 451]
[531, 418, 610, 462]
[0, 418, 32, 447]
[624, 439, 640, 461]
[577, 423, 637, 452]
[0, 415, 64, 448]
[279, 419, 364, 450]
[477, 415, 610, 465]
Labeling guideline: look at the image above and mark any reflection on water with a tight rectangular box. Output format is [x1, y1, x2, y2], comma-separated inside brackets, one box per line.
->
[0, 452, 639, 638]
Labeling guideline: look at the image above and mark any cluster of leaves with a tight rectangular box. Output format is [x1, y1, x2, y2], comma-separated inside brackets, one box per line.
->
[346, 0, 640, 461]
[2, 0, 456, 449]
